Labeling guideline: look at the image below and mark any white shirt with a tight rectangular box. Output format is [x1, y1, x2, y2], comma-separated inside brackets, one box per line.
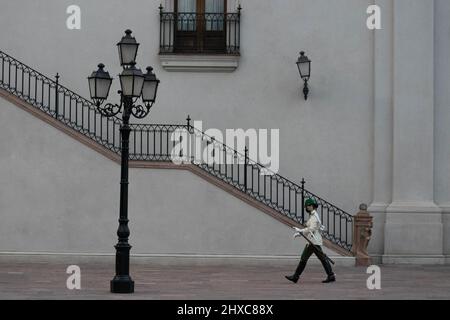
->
[304, 210, 323, 246]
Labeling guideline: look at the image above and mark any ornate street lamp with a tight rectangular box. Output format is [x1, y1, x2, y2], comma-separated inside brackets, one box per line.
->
[119, 63, 145, 98]
[296, 51, 311, 100]
[117, 29, 139, 67]
[142, 67, 160, 107]
[87, 29, 160, 294]
[88, 63, 113, 106]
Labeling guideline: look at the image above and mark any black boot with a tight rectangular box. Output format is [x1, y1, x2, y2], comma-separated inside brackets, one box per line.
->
[322, 273, 336, 283]
[285, 259, 307, 284]
[285, 275, 299, 283]
[319, 256, 335, 283]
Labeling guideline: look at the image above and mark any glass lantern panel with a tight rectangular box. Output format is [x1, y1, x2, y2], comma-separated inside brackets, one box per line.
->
[88, 77, 97, 99]
[132, 76, 145, 97]
[298, 62, 310, 79]
[120, 74, 134, 97]
[96, 77, 112, 99]
[142, 81, 158, 102]
[119, 43, 138, 65]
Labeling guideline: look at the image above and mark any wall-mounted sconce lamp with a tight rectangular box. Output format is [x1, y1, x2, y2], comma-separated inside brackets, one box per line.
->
[296, 51, 311, 100]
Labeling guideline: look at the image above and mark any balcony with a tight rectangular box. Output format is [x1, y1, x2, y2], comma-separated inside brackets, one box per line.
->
[159, 8, 241, 72]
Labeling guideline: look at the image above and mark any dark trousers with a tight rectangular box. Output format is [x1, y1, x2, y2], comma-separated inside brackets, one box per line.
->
[292, 244, 334, 278]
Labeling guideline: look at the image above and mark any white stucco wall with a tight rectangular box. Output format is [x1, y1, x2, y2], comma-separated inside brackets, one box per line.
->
[2, 96, 345, 258]
[435, 0, 450, 257]
[0, 0, 374, 215]
[0, 0, 448, 262]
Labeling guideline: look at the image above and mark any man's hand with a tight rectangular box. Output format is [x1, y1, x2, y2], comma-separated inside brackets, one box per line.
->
[293, 227, 307, 239]
[293, 227, 307, 233]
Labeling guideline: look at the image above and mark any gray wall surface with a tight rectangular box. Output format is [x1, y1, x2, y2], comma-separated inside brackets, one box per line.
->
[1, 97, 340, 258]
[0, 0, 374, 216]
[435, 0, 450, 257]
[0, 0, 448, 262]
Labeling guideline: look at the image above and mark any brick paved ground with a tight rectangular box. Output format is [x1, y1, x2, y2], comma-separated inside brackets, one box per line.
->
[0, 256, 449, 300]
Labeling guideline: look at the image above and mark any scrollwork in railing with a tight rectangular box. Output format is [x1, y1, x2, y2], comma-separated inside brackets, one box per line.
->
[97, 102, 122, 118]
[130, 104, 152, 119]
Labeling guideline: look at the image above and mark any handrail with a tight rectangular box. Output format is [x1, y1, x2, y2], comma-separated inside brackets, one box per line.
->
[0, 50, 121, 153]
[187, 125, 354, 251]
[0, 49, 353, 253]
[127, 121, 354, 252]
[128, 123, 188, 161]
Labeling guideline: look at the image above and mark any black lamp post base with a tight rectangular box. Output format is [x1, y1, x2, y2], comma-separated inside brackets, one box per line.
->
[111, 276, 135, 293]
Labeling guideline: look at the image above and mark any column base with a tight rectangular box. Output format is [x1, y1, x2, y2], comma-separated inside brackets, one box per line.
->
[355, 257, 372, 267]
[439, 203, 450, 256]
[384, 202, 443, 260]
[111, 275, 135, 294]
[382, 255, 445, 265]
[367, 202, 388, 256]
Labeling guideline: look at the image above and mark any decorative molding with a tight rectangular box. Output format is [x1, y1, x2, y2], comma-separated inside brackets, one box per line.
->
[129, 160, 187, 170]
[0, 252, 356, 266]
[386, 201, 442, 213]
[437, 203, 450, 214]
[367, 202, 389, 213]
[382, 255, 446, 265]
[159, 54, 239, 72]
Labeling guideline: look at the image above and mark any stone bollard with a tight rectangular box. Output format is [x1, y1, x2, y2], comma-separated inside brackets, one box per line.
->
[352, 204, 373, 267]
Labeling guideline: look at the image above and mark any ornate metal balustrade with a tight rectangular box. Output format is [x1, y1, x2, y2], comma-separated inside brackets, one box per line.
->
[159, 9, 241, 54]
[186, 125, 354, 252]
[0, 49, 353, 253]
[0, 50, 121, 153]
[127, 121, 354, 252]
[128, 123, 188, 161]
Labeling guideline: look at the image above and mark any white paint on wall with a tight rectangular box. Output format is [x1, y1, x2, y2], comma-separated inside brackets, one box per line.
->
[0, 0, 448, 261]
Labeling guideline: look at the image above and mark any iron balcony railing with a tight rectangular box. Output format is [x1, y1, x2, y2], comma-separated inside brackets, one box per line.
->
[0, 49, 353, 253]
[159, 8, 241, 54]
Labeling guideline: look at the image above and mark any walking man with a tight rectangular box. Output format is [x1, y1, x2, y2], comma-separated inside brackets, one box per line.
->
[285, 198, 336, 284]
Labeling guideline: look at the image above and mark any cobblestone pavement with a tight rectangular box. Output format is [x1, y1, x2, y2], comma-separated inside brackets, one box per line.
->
[0, 256, 449, 300]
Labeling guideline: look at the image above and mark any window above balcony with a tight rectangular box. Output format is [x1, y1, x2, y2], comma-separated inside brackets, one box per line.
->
[159, 0, 241, 72]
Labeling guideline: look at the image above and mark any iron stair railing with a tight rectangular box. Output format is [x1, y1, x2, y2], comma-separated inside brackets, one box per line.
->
[0, 50, 122, 154]
[126, 122, 354, 252]
[0, 49, 353, 253]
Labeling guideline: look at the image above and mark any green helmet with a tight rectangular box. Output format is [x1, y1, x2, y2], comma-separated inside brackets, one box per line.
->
[305, 198, 318, 208]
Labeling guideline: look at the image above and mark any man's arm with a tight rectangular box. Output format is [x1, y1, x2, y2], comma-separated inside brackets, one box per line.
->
[294, 217, 319, 235]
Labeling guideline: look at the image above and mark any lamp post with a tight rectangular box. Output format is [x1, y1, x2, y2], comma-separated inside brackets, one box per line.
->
[296, 51, 311, 100]
[88, 29, 160, 294]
